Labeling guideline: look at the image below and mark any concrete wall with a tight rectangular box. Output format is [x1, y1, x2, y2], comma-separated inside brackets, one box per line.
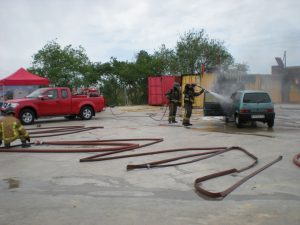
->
[179, 72, 300, 108]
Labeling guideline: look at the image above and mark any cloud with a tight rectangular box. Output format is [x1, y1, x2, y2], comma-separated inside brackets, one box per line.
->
[0, 0, 299, 77]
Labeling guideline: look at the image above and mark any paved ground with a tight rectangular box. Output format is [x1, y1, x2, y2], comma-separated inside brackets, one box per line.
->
[0, 104, 299, 225]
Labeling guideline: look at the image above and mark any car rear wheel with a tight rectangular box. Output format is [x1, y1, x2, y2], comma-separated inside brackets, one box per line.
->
[267, 119, 274, 128]
[80, 106, 93, 120]
[235, 114, 242, 128]
[20, 109, 35, 125]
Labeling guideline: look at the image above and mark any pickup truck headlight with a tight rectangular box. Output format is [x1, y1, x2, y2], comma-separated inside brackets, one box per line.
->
[9, 103, 19, 108]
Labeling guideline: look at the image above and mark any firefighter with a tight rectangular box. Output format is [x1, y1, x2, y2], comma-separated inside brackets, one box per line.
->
[0, 107, 31, 148]
[165, 82, 181, 124]
[182, 84, 205, 126]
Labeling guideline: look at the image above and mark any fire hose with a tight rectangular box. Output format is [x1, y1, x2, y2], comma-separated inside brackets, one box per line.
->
[27, 125, 104, 138]
[0, 138, 163, 154]
[80, 147, 225, 163]
[194, 155, 282, 199]
[293, 153, 300, 167]
[78, 144, 282, 199]
[0, 126, 283, 199]
[126, 146, 257, 170]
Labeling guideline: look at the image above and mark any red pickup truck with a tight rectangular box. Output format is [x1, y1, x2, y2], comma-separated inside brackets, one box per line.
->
[2, 87, 105, 125]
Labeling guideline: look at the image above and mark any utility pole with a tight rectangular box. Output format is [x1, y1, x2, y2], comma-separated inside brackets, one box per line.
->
[283, 51, 286, 68]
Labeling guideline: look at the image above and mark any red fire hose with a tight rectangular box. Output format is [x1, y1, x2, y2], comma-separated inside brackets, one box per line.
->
[0, 138, 163, 155]
[81, 147, 225, 163]
[126, 146, 258, 170]
[27, 126, 104, 138]
[0, 125, 284, 199]
[194, 156, 282, 199]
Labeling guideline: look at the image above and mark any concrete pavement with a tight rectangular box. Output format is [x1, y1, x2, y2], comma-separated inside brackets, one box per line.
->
[0, 104, 299, 225]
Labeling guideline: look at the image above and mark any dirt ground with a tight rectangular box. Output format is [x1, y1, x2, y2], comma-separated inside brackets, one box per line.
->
[0, 104, 299, 225]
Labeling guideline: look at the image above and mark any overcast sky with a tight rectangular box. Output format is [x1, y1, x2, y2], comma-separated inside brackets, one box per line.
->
[0, 0, 299, 78]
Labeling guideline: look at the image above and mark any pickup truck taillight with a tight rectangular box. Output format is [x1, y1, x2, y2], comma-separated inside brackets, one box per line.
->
[266, 108, 274, 113]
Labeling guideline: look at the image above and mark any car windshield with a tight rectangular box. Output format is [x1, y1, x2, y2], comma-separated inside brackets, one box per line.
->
[243, 93, 271, 103]
[26, 88, 48, 98]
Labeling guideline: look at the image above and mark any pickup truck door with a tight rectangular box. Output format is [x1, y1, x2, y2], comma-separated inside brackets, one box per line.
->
[37, 89, 61, 116]
[203, 92, 233, 117]
[59, 89, 72, 114]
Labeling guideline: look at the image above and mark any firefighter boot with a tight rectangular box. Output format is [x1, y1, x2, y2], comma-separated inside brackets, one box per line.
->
[182, 119, 188, 126]
[183, 119, 192, 126]
[21, 140, 31, 148]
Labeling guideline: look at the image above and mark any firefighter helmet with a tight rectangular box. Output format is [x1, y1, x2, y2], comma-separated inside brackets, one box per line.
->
[173, 82, 180, 89]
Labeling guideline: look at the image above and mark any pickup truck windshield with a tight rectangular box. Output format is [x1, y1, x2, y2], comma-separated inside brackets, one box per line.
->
[26, 88, 48, 98]
[243, 93, 271, 103]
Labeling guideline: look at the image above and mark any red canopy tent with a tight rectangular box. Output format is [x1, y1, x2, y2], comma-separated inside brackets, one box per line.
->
[0, 68, 49, 86]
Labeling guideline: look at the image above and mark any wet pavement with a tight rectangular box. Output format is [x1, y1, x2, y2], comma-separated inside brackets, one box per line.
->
[0, 104, 299, 225]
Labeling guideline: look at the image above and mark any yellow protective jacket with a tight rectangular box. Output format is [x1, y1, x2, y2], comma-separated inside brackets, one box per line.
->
[0, 115, 29, 144]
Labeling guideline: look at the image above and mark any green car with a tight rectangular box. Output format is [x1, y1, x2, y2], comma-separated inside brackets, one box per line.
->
[203, 90, 275, 128]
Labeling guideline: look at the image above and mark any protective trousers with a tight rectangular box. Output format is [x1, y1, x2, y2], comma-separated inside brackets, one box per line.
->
[183, 102, 193, 125]
[168, 102, 178, 123]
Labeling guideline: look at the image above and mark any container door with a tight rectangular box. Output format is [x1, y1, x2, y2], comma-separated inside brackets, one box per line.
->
[161, 76, 176, 105]
[148, 77, 163, 105]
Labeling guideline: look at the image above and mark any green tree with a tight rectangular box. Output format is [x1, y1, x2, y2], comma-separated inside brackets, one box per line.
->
[176, 29, 234, 74]
[28, 40, 92, 88]
[93, 61, 123, 106]
[111, 52, 152, 105]
[152, 44, 178, 75]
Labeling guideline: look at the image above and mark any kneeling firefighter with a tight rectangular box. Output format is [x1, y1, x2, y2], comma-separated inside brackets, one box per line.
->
[182, 84, 205, 126]
[0, 107, 31, 148]
[165, 82, 181, 123]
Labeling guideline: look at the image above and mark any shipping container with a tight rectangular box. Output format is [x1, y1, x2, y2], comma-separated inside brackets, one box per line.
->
[148, 76, 177, 105]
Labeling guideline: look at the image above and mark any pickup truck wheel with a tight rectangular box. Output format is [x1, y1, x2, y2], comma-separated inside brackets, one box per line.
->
[20, 109, 35, 125]
[235, 114, 242, 128]
[80, 106, 93, 120]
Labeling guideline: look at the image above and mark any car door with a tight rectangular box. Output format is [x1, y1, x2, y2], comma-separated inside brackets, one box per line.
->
[203, 92, 226, 116]
[59, 89, 72, 115]
[37, 89, 61, 116]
